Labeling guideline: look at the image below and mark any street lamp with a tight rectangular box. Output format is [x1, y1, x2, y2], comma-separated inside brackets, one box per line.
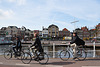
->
[71, 20, 79, 30]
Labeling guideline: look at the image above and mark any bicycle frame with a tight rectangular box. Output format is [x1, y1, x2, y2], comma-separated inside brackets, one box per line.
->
[28, 47, 39, 58]
[66, 45, 74, 55]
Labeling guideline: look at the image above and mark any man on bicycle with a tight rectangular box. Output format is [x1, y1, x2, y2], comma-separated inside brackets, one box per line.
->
[13, 37, 22, 57]
[69, 31, 85, 59]
[31, 33, 44, 60]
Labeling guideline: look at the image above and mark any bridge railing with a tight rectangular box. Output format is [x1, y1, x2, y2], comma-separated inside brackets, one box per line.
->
[0, 42, 100, 58]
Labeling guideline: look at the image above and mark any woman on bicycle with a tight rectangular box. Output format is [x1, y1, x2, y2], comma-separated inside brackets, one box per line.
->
[31, 33, 44, 60]
[69, 31, 85, 59]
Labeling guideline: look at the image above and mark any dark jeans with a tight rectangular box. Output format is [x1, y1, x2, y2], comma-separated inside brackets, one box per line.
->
[13, 46, 22, 54]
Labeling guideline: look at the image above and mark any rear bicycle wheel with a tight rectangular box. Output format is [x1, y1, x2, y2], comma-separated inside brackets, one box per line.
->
[77, 49, 87, 61]
[4, 50, 12, 60]
[38, 52, 49, 64]
[59, 50, 70, 61]
[21, 52, 32, 64]
[16, 51, 24, 60]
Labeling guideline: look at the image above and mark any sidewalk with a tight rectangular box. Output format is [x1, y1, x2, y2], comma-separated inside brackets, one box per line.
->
[0, 56, 100, 67]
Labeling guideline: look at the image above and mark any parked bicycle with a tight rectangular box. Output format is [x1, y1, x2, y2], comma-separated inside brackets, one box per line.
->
[4, 45, 24, 60]
[59, 44, 87, 61]
[21, 46, 49, 64]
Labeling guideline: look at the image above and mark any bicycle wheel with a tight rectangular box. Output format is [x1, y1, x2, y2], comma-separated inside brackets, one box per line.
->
[38, 52, 49, 64]
[4, 50, 12, 60]
[21, 52, 32, 64]
[16, 51, 24, 60]
[77, 49, 87, 61]
[59, 50, 70, 61]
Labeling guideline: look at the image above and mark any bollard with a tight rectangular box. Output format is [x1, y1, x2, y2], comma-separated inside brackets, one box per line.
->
[53, 43, 55, 58]
[93, 41, 95, 58]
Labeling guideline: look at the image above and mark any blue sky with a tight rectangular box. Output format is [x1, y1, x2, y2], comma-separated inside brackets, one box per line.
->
[0, 0, 100, 32]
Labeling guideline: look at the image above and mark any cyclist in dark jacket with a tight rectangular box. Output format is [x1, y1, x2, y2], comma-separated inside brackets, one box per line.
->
[70, 33, 85, 46]
[13, 37, 22, 56]
[31, 33, 43, 53]
[69, 32, 85, 59]
[31, 33, 44, 61]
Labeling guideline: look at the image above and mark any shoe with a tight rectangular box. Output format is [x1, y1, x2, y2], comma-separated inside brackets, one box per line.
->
[73, 57, 77, 60]
[34, 57, 39, 61]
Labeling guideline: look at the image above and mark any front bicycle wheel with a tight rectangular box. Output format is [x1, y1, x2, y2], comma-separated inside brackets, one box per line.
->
[4, 50, 12, 60]
[77, 49, 87, 61]
[59, 50, 70, 61]
[21, 52, 32, 64]
[38, 52, 49, 64]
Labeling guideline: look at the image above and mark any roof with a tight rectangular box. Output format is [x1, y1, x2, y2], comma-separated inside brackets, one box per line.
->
[75, 28, 81, 30]
[90, 29, 95, 31]
[8, 26, 18, 29]
[1, 27, 6, 30]
[48, 24, 59, 28]
[81, 26, 88, 31]
[63, 28, 69, 31]
[43, 28, 48, 30]
[96, 23, 100, 27]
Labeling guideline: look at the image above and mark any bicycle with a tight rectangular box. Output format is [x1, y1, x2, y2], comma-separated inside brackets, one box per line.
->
[4, 45, 24, 60]
[59, 44, 87, 61]
[21, 46, 49, 64]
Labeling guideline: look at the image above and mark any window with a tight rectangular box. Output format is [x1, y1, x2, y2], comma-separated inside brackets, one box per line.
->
[52, 28, 55, 32]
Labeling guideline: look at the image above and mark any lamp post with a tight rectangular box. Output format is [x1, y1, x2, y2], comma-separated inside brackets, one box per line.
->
[71, 20, 79, 30]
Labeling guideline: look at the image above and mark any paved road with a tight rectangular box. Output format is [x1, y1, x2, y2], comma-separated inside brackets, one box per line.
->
[0, 56, 100, 67]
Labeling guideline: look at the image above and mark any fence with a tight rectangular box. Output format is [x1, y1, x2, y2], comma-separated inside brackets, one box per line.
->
[0, 42, 100, 58]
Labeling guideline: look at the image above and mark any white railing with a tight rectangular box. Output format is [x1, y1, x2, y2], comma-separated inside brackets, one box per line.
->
[43, 42, 98, 58]
[0, 42, 99, 58]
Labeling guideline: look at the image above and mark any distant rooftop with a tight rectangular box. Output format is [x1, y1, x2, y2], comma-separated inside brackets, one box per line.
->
[48, 24, 59, 28]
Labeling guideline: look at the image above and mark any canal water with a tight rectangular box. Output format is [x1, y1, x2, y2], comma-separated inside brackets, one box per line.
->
[0, 45, 100, 58]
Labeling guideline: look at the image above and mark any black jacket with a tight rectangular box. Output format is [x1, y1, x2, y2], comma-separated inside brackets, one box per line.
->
[70, 35, 85, 46]
[31, 36, 43, 52]
[16, 40, 22, 48]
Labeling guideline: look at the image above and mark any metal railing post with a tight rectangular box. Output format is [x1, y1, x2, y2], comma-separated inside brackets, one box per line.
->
[53, 43, 55, 58]
[93, 41, 95, 58]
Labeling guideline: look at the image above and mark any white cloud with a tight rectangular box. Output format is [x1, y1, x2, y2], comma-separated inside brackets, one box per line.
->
[0, 9, 15, 19]
[53, 0, 100, 22]
[7, 0, 16, 2]
[26, 0, 100, 22]
[17, 0, 26, 5]
[7, 0, 26, 5]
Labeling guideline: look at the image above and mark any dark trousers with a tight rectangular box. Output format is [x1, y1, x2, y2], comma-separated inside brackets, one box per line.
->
[13, 46, 22, 54]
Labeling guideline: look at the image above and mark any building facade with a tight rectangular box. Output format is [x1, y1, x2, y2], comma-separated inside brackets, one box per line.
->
[75, 28, 83, 39]
[42, 27, 48, 38]
[0, 27, 6, 37]
[59, 28, 70, 37]
[39, 31, 42, 37]
[48, 24, 59, 38]
[81, 26, 90, 40]
[89, 29, 95, 38]
[34, 30, 39, 35]
[96, 23, 100, 37]
[6, 26, 19, 37]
